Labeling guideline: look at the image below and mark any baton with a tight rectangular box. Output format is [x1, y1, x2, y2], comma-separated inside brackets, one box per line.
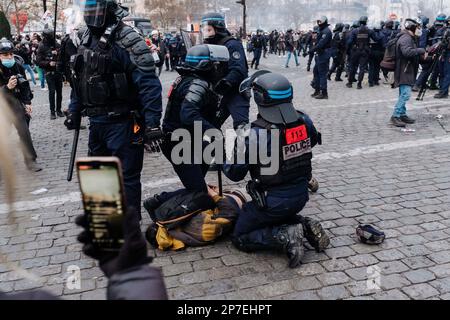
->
[67, 128, 80, 182]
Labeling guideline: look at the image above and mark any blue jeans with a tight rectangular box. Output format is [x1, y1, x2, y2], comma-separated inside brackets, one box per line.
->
[23, 64, 36, 85]
[285, 50, 299, 67]
[393, 85, 412, 118]
[36, 66, 45, 88]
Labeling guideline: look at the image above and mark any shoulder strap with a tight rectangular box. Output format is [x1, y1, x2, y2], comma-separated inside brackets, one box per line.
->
[253, 118, 275, 130]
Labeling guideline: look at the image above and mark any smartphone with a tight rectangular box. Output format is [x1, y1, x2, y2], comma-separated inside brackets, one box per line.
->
[76, 157, 126, 252]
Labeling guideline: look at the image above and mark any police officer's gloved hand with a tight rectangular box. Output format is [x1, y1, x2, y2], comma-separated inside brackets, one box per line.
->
[75, 207, 153, 278]
[144, 127, 164, 153]
[64, 112, 81, 131]
[214, 79, 233, 96]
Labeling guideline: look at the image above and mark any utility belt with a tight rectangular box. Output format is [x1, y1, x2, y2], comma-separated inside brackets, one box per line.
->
[83, 105, 135, 118]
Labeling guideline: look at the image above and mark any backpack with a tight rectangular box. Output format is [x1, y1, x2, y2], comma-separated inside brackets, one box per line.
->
[380, 33, 402, 72]
[153, 191, 216, 231]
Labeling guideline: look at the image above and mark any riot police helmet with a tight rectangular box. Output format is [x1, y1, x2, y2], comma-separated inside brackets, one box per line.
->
[419, 16, 430, 27]
[0, 38, 14, 54]
[436, 13, 447, 22]
[83, 0, 129, 29]
[201, 12, 229, 40]
[404, 18, 420, 32]
[183, 44, 229, 74]
[385, 20, 394, 29]
[333, 23, 344, 32]
[359, 16, 368, 25]
[343, 24, 350, 31]
[251, 72, 298, 124]
[316, 16, 329, 27]
[352, 21, 360, 29]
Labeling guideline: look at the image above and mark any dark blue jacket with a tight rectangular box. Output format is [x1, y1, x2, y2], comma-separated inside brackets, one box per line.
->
[68, 36, 162, 128]
[347, 26, 381, 49]
[419, 27, 430, 49]
[311, 26, 332, 54]
[223, 113, 319, 195]
[222, 38, 248, 89]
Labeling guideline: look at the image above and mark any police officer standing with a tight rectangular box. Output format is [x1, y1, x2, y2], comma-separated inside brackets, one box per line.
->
[434, 16, 450, 99]
[347, 16, 380, 89]
[310, 17, 332, 100]
[303, 27, 318, 72]
[328, 23, 346, 82]
[201, 13, 250, 129]
[36, 29, 63, 120]
[251, 29, 265, 70]
[0, 38, 42, 172]
[368, 22, 384, 87]
[223, 72, 329, 268]
[64, 0, 163, 218]
[413, 16, 431, 92]
[428, 14, 447, 91]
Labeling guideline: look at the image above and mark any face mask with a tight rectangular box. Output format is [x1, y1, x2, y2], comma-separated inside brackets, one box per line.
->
[1, 58, 15, 68]
[415, 28, 423, 37]
[202, 26, 216, 39]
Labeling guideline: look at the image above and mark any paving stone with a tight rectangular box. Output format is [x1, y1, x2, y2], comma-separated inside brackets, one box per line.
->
[278, 290, 320, 300]
[429, 263, 450, 278]
[402, 256, 436, 270]
[381, 274, 411, 290]
[257, 280, 294, 298]
[372, 289, 410, 300]
[403, 270, 436, 284]
[402, 283, 440, 300]
[317, 285, 351, 300]
[326, 247, 356, 259]
[317, 272, 351, 286]
[430, 277, 450, 294]
[428, 251, 450, 264]
[233, 274, 270, 290]
[347, 254, 379, 267]
[321, 258, 354, 271]
[378, 261, 410, 275]
[373, 249, 406, 262]
[162, 262, 193, 277]
[193, 258, 223, 271]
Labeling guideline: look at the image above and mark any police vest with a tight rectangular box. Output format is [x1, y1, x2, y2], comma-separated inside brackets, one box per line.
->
[164, 75, 220, 131]
[357, 26, 370, 49]
[250, 115, 312, 190]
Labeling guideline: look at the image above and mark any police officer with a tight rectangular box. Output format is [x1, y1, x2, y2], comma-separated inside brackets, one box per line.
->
[328, 23, 346, 82]
[168, 36, 180, 71]
[303, 27, 318, 72]
[0, 38, 42, 172]
[368, 22, 384, 87]
[64, 0, 163, 218]
[434, 15, 450, 99]
[310, 17, 332, 99]
[347, 16, 380, 89]
[223, 72, 329, 268]
[142, 44, 230, 218]
[413, 16, 431, 92]
[428, 14, 447, 91]
[251, 29, 264, 70]
[36, 29, 63, 120]
[201, 12, 250, 129]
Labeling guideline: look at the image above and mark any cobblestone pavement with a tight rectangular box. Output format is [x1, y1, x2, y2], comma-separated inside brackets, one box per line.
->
[1, 54, 450, 300]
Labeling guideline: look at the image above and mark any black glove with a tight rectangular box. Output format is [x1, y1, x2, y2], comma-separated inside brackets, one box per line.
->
[144, 127, 164, 153]
[76, 207, 152, 278]
[64, 112, 81, 131]
[214, 79, 233, 96]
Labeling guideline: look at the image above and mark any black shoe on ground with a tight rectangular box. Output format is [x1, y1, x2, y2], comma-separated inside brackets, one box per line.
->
[311, 90, 320, 98]
[335, 77, 343, 82]
[346, 82, 352, 88]
[412, 85, 420, 92]
[327, 74, 331, 81]
[26, 161, 43, 172]
[357, 83, 362, 90]
[400, 115, 416, 124]
[434, 92, 449, 99]
[50, 113, 56, 120]
[302, 217, 330, 253]
[145, 224, 159, 248]
[56, 111, 64, 118]
[374, 82, 380, 86]
[306, 67, 311, 72]
[391, 117, 406, 128]
[277, 225, 304, 269]
[369, 83, 374, 87]
[315, 90, 328, 99]
[143, 195, 163, 221]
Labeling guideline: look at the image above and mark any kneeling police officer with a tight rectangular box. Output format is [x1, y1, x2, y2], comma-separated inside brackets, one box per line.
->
[65, 0, 163, 217]
[143, 44, 230, 216]
[223, 72, 330, 268]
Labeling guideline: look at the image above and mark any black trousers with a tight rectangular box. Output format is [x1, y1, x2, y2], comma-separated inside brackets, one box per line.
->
[349, 49, 370, 84]
[45, 72, 63, 113]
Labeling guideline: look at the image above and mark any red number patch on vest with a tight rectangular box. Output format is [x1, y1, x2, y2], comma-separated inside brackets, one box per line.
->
[285, 125, 308, 145]
[167, 84, 174, 98]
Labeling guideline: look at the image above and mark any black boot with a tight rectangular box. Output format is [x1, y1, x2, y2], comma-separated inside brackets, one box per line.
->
[357, 82, 362, 90]
[311, 90, 320, 98]
[56, 110, 64, 118]
[327, 73, 331, 81]
[143, 195, 163, 221]
[346, 82, 353, 88]
[434, 92, 449, 99]
[275, 225, 305, 269]
[315, 90, 328, 99]
[390, 117, 406, 128]
[26, 160, 43, 172]
[50, 112, 56, 120]
[301, 217, 330, 253]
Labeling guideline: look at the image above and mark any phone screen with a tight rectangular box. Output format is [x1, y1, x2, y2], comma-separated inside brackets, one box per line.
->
[77, 158, 125, 251]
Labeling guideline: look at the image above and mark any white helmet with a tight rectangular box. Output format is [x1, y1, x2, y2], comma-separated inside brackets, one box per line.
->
[151, 30, 159, 37]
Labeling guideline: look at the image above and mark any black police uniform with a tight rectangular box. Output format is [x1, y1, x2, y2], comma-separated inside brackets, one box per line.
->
[310, 23, 332, 98]
[36, 30, 63, 118]
[251, 32, 264, 69]
[202, 13, 250, 129]
[347, 22, 380, 88]
[328, 24, 346, 81]
[224, 72, 329, 268]
[368, 27, 384, 86]
[67, 3, 163, 217]
[0, 52, 40, 170]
